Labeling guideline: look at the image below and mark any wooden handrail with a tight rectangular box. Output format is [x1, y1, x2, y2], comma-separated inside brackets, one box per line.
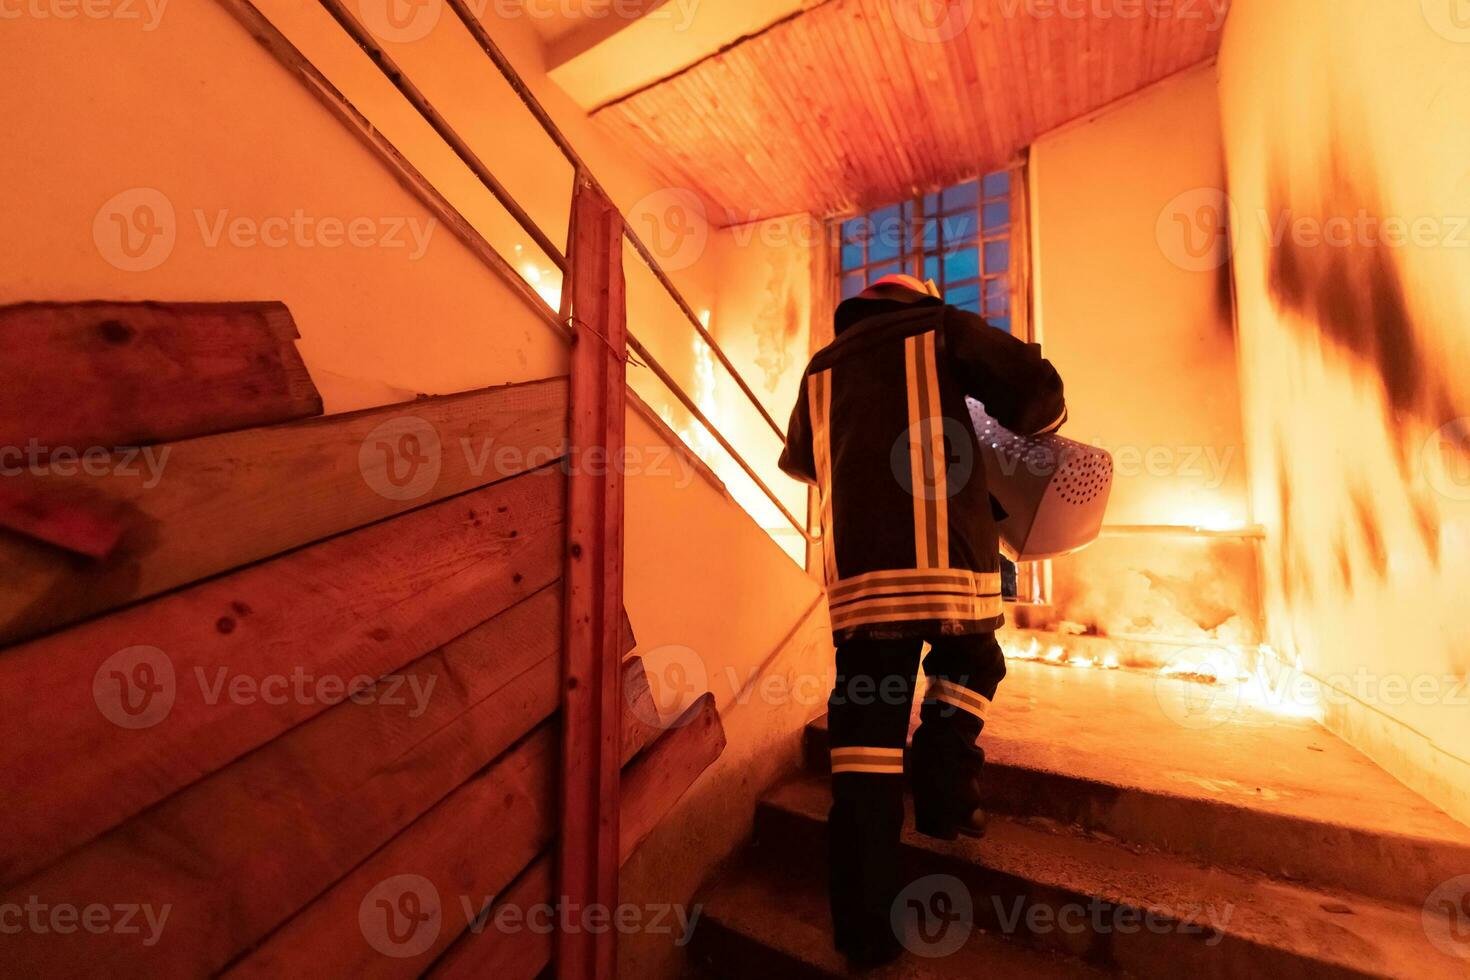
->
[441, 0, 789, 445]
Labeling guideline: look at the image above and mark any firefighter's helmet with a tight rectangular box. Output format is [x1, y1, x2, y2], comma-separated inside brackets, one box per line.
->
[862, 273, 942, 300]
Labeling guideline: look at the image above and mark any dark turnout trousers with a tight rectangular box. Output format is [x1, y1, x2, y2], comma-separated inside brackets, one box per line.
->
[825, 631, 1006, 955]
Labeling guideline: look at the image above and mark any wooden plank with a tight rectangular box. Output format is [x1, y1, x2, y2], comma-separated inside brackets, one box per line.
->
[224, 665, 673, 979]
[0, 467, 566, 888]
[0, 301, 321, 454]
[0, 595, 651, 979]
[427, 695, 727, 980]
[0, 376, 568, 646]
[0, 478, 130, 559]
[560, 180, 630, 980]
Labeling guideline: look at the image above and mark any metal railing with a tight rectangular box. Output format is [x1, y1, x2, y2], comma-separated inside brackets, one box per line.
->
[314, 0, 813, 545]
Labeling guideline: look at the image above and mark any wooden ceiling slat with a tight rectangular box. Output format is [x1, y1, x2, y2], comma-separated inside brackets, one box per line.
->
[592, 0, 1229, 221]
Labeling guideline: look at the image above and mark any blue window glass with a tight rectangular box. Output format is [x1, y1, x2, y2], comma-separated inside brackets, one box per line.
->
[919, 219, 939, 250]
[989, 316, 1012, 333]
[867, 205, 903, 262]
[942, 209, 978, 244]
[948, 282, 981, 311]
[943, 180, 979, 212]
[984, 241, 1010, 274]
[834, 168, 1016, 338]
[943, 248, 980, 283]
[982, 201, 1010, 232]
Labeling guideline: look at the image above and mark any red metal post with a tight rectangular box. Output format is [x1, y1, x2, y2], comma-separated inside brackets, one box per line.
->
[558, 178, 628, 980]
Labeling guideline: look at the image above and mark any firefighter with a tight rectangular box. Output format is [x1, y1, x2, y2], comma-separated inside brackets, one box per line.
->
[779, 272, 1066, 966]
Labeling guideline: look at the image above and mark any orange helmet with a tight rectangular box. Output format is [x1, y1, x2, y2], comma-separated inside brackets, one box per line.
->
[862, 273, 942, 299]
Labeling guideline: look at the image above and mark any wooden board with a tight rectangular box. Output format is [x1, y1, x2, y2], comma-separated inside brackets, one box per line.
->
[428, 695, 727, 980]
[0, 467, 566, 888]
[0, 301, 321, 454]
[224, 669, 676, 979]
[0, 376, 569, 646]
[560, 177, 630, 980]
[0, 592, 649, 978]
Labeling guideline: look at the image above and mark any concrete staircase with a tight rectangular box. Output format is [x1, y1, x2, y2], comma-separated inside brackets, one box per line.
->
[685, 659, 1470, 978]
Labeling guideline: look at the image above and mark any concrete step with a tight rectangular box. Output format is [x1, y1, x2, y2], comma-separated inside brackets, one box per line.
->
[803, 660, 1470, 907]
[753, 775, 1468, 980]
[688, 854, 1118, 979]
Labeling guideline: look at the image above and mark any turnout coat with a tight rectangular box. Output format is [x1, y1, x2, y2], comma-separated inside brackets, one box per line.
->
[780, 290, 1066, 643]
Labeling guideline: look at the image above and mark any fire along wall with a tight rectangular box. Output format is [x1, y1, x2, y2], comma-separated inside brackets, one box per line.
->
[0, 3, 828, 968]
[1029, 62, 1262, 655]
[1217, 0, 1470, 824]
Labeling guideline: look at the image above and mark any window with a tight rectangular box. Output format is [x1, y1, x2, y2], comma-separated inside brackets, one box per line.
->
[838, 169, 1015, 333]
[834, 168, 1024, 598]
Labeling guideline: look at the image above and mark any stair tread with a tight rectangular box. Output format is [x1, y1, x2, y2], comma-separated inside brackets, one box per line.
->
[696, 856, 1118, 978]
[764, 774, 1467, 979]
[809, 658, 1470, 851]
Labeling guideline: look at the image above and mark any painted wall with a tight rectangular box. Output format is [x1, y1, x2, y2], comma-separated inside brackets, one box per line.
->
[1031, 61, 1246, 530]
[1029, 62, 1260, 648]
[1217, 0, 1470, 823]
